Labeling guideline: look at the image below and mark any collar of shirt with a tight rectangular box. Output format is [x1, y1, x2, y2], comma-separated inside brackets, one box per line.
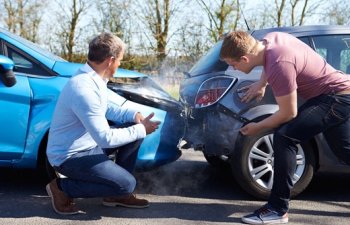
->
[80, 63, 109, 85]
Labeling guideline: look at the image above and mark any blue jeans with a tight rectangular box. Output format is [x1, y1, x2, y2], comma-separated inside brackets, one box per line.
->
[268, 93, 350, 214]
[54, 139, 143, 198]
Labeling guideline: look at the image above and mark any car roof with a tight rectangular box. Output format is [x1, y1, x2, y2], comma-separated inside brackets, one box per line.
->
[0, 27, 66, 70]
[189, 25, 350, 77]
[250, 25, 350, 40]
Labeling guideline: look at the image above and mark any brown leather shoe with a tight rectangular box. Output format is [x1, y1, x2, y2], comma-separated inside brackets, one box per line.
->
[46, 179, 80, 215]
[102, 194, 149, 208]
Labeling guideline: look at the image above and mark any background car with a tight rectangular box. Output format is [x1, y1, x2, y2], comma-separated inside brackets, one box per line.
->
[180, 25, 350, 199]
[0, 28, 184, 178]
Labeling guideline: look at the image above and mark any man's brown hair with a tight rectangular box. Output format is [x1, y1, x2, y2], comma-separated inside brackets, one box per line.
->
[88, 32, 125, 64]
[220, 31, 257, 61]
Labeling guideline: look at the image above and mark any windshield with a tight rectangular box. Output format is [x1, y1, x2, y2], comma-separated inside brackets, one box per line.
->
[188, 40, 228, 76]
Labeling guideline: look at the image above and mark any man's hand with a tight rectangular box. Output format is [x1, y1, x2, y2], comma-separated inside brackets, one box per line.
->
[134, 112, 144, 123]
[239, 81, 266, 103]
[140, 112, 161, 135]
[240, 91, 298, 136]
[240, 122, 262, 136]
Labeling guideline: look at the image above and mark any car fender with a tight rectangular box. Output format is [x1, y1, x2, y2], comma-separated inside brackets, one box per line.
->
[24, 100, 57, 162]
[15, 76, 67, 168]
[205, 103, 278, 156]
[241, 104, 279, 121]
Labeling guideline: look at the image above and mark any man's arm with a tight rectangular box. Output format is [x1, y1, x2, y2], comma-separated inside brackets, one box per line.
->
[240, 71, 268, 103]
[240, 90, 298, 136]
[72, 86, 146, 148]
[106, 89, 138, 123]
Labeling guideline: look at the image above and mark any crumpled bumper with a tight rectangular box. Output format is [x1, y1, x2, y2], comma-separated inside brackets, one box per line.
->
[182, 104, 244, 156]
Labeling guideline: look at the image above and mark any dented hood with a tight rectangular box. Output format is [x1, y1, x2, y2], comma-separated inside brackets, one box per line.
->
[108, 76, 183, 113]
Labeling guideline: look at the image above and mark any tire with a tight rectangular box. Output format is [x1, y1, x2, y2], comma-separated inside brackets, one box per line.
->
[203, 153, 229, 169]
[231, 130, 315, 200]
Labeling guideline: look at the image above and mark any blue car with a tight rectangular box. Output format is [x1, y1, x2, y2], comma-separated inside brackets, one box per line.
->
[0, 28, 184, 177]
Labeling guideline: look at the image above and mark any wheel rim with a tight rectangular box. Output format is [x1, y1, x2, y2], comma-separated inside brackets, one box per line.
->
[56, 171, 66, 178]
[248, 134, 306, 190]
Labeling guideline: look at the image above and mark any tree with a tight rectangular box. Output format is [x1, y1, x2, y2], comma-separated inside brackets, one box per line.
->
[322, 0, 350, 25]
[93, 0, 131, 40]
[196, 0, 240, 42]
[133, 0, 187, 63]
[174, 22, 211, 72]
[248, 0, 324, 28]
[290, 0, 324, 26]
[272, 0, 286, 27]
[92, 0, 138, 68]
[141, 0, 171, 62]
[52, 0, 90, 61]
[1, 0, 46, 42]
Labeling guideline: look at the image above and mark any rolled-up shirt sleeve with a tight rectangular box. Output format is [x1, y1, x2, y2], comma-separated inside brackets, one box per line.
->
[105, 89, 137, 123]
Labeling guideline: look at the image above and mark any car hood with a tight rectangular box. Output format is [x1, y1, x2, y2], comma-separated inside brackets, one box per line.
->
[108, 76, 183, 113]
[52, 61, 83, 76]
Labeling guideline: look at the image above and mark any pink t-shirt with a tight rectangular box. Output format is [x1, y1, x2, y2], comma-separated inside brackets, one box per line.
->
[263, 32, 350, 100]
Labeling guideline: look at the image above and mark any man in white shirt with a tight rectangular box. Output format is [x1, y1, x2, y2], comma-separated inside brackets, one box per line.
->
[46, 32, 160, 215]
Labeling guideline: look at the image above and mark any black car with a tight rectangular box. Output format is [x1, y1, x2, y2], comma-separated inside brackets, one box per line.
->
[180, 25, 350, 199]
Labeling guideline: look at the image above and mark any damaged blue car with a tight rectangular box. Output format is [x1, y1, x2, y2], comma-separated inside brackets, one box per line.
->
[0, 28, 184, 177]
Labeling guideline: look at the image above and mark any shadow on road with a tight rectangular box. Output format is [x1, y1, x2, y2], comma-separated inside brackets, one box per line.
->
[0, 153, 349, 223]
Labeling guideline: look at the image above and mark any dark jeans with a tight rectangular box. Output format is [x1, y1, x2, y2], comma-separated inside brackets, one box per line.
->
[268, 93, 350, 214]
[54, 139, 143, 198]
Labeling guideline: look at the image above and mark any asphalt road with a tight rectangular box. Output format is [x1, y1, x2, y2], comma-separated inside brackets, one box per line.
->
[0, 150, 349, 225]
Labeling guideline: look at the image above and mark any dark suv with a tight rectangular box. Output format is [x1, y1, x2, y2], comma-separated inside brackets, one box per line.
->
[180, 25, 350, 199]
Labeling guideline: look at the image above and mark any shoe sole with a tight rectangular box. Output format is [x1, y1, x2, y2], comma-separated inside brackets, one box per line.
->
[241, 217, 288, 224]
[102, 201, 149, 209]
[46, 184, 81, 215]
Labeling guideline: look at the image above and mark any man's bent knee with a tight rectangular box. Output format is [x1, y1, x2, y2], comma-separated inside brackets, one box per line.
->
[119, 175, 136, 195]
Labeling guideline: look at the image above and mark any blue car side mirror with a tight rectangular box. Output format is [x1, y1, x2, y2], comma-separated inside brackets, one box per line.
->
[0, 55, 16, 87]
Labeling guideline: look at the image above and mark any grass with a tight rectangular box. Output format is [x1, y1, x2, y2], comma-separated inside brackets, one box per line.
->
[163, 84, 180, 100]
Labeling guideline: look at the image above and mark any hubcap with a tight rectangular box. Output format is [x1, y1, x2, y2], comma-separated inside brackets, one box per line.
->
[248, 134, 306, 190]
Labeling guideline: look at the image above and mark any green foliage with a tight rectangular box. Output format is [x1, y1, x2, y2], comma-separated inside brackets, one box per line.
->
[164, 84, 180, 100]
[122, 54, 160, 71]
[61, 53, 87, 63]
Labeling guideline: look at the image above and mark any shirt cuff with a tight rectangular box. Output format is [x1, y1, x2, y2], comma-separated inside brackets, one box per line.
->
[132, 111, 139, 122]
[134, 123, 147, 139]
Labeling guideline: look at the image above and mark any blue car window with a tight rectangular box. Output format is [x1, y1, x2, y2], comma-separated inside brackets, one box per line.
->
[11, 51, 33, 69]
[6, 45, 51, 76]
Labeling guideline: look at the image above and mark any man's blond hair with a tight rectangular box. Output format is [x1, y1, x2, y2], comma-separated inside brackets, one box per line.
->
[220, 31, 257, 61]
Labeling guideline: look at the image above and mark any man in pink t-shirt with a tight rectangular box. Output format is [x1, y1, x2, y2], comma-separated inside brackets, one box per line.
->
[220, 31, 350, 224]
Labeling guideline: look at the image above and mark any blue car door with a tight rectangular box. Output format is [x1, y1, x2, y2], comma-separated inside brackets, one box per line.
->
[0, 74, 31, 161]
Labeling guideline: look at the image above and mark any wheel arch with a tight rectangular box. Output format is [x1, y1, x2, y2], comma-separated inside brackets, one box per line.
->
[241, 104, 279, 121]
[36, 131, 49, 170]
[231, 108, 320, 199]
[233, 104, 279, 153]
